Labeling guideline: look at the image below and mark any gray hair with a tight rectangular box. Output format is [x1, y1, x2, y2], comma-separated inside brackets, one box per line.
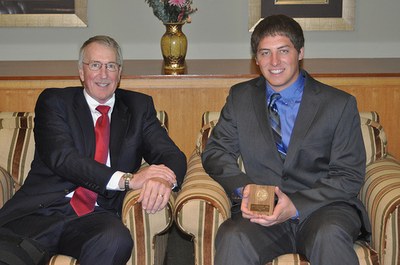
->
[78, 35, 123, 68]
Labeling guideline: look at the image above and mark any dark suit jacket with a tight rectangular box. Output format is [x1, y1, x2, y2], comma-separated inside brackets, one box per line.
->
[0, 87, 186, 226]
[202, 71, 371, 240]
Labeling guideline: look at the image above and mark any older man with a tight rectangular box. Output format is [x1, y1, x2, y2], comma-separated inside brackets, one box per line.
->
[0, 35, 186, 265]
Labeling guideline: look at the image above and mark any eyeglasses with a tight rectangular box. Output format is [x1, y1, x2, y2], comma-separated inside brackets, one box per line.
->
[82, 61, 120, 72]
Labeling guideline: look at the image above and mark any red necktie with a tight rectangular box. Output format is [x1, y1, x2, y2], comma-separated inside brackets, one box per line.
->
[70, 105, 111, 216]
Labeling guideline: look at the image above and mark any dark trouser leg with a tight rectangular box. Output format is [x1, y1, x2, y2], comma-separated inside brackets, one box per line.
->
[214, 213, 296, 265]
[58, 211, 133, 265]
[296, 202, 362, 265]
[2, 198, 76, 259]
[3, 198, 133, 265]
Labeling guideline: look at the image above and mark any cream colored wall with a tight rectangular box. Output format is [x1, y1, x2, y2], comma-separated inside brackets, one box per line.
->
[1, 0, 400, 60]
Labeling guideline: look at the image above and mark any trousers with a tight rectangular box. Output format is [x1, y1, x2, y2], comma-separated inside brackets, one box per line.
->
[3, 197, 133, 265]
[214, 202, 362, 265]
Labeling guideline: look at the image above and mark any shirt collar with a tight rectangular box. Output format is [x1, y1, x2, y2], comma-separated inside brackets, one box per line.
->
[83, 89, 115, 115]
[266, 71, 305, 104]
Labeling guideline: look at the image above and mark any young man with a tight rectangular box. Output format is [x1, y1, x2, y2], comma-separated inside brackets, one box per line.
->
[0, 35, 186, 265]
[202, 15, 371, 265]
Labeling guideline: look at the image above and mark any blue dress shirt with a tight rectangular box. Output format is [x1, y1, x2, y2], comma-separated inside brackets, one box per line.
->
[266, 72, 305, 151]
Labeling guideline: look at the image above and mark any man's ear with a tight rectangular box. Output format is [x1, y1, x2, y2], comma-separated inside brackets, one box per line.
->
[254, 57, 259, 66]
[298, 47, 305, 61]
[79, 67, 84, 82]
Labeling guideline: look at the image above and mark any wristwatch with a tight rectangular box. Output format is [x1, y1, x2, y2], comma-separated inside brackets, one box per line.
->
[122, 173, 133, 191]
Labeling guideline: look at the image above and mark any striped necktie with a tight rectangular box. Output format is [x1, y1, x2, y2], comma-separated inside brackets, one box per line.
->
[268, 93, 286, 160]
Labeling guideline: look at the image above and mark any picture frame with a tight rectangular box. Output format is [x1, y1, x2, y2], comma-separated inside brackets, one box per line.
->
[248, 0, 355, 31]
[0, 0, 87, 27]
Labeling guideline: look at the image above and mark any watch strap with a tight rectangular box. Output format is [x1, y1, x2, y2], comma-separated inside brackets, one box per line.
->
[123, 173, 133, 191]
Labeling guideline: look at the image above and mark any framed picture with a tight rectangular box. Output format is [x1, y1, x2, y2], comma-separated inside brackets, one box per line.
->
[0, 0, 87, 27]
[248, 0, 355, 31]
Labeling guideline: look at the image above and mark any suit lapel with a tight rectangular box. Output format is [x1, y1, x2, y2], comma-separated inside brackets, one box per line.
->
[252, 77, 272, 145]
[109, 93, 130, 167]
[73, 91, 96, 157]
[285, 75, 322, 164]
[251, 77, 285, 170]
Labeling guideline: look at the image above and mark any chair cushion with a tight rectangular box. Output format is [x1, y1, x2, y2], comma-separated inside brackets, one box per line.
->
[122, 189, 174, 265]
[196, 111, 220, 154]
[156, 110, 168, 132]
[0, 167, 13, 207]
[266, 254, 309, 265]
[361, 156, 400, 264]
[48, 254, 78, 265]
[0, 112, 35, 192]
[174, 151, 231, 265]
[360, 116, 387, 165]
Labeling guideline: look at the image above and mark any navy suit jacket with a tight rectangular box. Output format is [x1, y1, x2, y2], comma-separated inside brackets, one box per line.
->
[0, 87, 186, 226]
[202, 71, 371, 240]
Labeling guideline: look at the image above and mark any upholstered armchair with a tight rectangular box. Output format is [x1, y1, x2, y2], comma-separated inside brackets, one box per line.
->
[0, 111, 174, 265]
[174, 111, 400, 265]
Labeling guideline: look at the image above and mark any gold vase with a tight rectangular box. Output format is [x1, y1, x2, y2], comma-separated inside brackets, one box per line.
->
[160, 23, 187, 75]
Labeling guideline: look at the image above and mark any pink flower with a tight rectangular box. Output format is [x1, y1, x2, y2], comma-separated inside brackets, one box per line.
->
[177, 9, 185, 22]
[168, 0, 186, 7]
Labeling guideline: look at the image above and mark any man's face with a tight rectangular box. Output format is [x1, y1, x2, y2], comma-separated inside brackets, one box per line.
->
[255, 35, 304, 92]
[79, 42, 122, 104]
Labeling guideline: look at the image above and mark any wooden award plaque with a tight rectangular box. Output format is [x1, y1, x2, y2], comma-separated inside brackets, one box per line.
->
[247, 184, 275, 215]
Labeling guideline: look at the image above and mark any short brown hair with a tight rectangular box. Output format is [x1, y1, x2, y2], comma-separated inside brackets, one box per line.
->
[251, 14, 304, 56]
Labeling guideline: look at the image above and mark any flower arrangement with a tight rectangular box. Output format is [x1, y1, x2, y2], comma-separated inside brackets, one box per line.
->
[145, 0, 197, 24]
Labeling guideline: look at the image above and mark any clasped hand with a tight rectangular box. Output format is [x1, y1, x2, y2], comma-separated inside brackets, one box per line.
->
[241, 186, 297, 226]
[133, 164, 177, 214]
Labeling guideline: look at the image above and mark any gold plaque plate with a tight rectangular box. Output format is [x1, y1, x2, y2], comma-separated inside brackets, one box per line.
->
[247, 184, 275, 215]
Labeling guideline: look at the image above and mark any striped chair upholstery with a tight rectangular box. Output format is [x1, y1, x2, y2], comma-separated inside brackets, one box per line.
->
[0, 111, 173, 265]
[174, 111, 400, 265]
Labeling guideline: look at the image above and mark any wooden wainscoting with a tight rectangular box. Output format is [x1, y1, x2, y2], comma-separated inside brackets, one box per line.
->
[1, 59, 399, 159]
